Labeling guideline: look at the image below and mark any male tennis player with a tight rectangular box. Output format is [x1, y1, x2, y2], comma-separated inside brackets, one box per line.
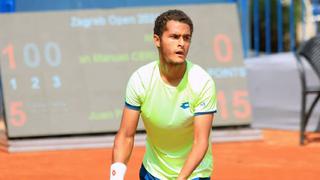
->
[110, 9, 217, 180]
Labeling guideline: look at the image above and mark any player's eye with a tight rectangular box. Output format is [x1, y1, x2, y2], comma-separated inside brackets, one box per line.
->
[183, 35, 191, 42]
[171, 34, 179, 39]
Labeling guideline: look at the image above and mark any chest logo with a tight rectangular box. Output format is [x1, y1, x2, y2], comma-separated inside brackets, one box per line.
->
[180, 102, 190, 109]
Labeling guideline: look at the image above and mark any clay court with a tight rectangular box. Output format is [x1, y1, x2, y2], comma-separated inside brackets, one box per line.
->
[0, 129, 319, 180]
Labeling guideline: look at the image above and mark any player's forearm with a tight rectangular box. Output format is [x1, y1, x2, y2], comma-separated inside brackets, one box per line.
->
[112, 132, 135, 164]
[178, 140, 209, 179]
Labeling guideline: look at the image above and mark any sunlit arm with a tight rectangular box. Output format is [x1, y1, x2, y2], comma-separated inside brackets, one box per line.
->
[178, 114, 214, 180]
[112, 107, 140, 164]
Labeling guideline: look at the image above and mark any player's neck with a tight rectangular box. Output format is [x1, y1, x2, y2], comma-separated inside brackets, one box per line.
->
[159, 61, 186, 87]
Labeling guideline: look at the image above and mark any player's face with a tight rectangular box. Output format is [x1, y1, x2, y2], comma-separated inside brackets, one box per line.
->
[154, 20, 191, 65]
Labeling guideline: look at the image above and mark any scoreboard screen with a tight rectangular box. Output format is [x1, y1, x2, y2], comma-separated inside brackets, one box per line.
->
[0, 4, 252, 138]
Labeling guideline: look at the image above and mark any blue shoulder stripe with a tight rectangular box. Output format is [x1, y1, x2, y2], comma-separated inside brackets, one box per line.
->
[194, 110, 217, 116]
[125, 102, 141, 111]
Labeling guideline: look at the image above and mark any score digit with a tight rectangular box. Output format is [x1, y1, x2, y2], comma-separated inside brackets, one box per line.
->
[233, 90, 252, 119]
[23, 43, 41, 68]
[2, 44, 16, 69]
[217, 91, 228, 120]
[45, 42, 62, 67]
[9, 102, 27, 127]
[213, 34, 233, 63]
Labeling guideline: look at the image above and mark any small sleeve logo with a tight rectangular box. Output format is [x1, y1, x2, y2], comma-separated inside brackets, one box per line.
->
[180, 102, 190, 109]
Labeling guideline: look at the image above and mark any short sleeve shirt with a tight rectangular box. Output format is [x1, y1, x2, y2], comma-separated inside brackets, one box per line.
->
[125, 60, 217, 179]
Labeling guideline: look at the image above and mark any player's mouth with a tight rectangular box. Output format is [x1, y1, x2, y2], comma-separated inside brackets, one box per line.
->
[175, 50, 185, 58]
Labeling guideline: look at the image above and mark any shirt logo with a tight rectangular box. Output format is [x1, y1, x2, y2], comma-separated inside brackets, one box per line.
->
[200, 102, 206, 107]
[180, 102, 190, 109]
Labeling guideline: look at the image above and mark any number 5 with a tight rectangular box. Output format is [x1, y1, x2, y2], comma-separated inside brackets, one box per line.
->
[233, 90, 252, 119]
[9, 102, 27, 127]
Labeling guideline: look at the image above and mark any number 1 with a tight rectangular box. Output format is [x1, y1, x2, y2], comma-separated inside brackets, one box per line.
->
[2, 44, 16, 69]
[217, 91, 228, 119]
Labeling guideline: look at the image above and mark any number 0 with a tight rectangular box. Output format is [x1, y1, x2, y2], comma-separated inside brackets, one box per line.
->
[45, 42, 61, 67]
[213, 34, 233, 62]
[23, 43, 41, 68]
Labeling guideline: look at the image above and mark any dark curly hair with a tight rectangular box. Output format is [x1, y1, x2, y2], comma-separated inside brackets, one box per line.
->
[154, 9, 193, 38]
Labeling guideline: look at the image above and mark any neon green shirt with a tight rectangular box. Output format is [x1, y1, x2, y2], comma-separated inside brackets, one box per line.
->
[125, 60, 217, 179]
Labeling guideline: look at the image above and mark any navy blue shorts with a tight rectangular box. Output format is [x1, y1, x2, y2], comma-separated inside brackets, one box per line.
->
[139, 164, 210, 180]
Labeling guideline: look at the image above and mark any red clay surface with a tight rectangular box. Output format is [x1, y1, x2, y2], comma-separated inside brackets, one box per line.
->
[0, 129, 320, 180]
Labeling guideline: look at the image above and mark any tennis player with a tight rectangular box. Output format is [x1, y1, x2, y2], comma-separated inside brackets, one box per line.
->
[110, 9, 217, 180]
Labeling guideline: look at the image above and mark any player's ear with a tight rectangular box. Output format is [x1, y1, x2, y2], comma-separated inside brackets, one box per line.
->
[153, 34, 160, 48]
